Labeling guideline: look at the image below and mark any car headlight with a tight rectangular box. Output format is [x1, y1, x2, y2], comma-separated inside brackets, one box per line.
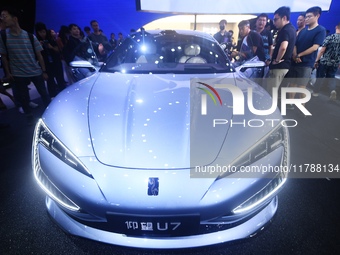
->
[32, 119, 92, 211]
[33, 119, 92, 177]
[219, 124, 290, 214]
[220, 124, 289, 178]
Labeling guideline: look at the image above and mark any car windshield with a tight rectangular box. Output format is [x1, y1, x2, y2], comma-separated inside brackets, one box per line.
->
[102, 30, 234, 74]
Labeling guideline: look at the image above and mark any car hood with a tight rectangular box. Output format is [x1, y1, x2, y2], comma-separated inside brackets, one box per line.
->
[89, 73, 240, 169]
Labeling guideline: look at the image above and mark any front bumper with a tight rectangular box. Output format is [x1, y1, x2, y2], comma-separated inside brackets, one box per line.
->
[46, 195, 278, 249]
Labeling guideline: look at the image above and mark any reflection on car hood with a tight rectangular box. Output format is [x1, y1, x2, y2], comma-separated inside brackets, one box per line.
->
[89, 73, 237, 169]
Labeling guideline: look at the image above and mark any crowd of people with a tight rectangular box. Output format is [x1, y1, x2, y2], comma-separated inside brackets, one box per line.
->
[0, 6, 127, 126]
[0, 5, 339, 126]
[214, 6, 340, 104]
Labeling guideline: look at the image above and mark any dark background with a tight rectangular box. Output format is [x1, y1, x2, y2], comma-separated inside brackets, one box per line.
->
[1, 1, 340, 39]
[1, 0, 36, 33]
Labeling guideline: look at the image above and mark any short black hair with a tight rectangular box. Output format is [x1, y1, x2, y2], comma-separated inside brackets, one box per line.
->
[219, 19, 227, 26]
[1, 6, 22, 21]
[35, 22, 47, 32]
[84, 26, 91, 32]
[274, 6, 291, 21]
[306, 6, 322, 16]
[238, 20, 250, 28]
[257, 13, 268, 21]
[90, 20, 98, 26]
[68, 23, 79, 31]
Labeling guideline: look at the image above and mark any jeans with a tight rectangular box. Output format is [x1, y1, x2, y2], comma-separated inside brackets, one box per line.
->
[313, 64, 338, 93]
[12, 75, 51, 115]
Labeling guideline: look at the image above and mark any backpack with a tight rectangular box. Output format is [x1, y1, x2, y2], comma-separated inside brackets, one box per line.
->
[0, 30, 37, 60]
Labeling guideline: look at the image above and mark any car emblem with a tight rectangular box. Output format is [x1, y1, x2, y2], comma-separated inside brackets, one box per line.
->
[148, 177, 159, 196]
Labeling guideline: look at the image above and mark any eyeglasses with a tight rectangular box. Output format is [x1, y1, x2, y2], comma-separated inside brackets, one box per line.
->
[273, 17, 281, 22]
[305, 15, 315, 19]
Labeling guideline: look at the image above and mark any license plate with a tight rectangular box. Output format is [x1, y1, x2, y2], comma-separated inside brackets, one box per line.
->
[107, 213, 200, 237]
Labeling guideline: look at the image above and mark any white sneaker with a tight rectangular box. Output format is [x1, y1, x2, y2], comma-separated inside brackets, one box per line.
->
[29, 102, 39, 108]
[18, 107, 24, 114]
[330, 90, 337, 100]
[312, 92, 319, 97]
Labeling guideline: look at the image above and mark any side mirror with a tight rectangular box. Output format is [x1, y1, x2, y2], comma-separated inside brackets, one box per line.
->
[239, 60, 265, 72]
[69, 60, 96, 72]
